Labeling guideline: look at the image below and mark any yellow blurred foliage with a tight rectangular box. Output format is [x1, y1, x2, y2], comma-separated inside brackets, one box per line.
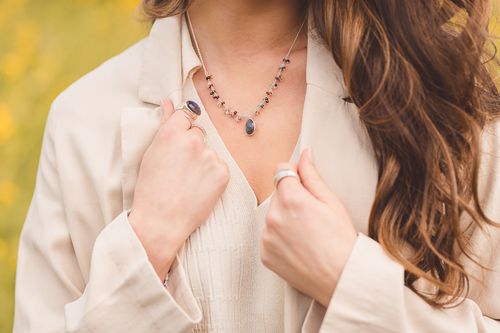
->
[0, 238, 8, 259]
[0, 104, 16, 144]
[1, 21, 38, 80]
[0, 180, 19, 206]
[0, 1, 147, 331]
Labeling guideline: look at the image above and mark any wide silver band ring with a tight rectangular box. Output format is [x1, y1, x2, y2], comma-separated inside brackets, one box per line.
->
[273, 169, 299, 188]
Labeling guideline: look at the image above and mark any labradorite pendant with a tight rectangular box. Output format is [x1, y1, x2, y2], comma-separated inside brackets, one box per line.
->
[245, 118, 256, 136]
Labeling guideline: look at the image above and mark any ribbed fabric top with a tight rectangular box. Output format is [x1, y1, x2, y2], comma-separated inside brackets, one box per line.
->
[175, 77, 302, 332]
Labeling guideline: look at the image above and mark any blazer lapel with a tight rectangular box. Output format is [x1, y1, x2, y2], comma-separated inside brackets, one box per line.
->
[120, 106, 162, 209]
[120, 15, 186, 210]
[138, 15, 184, 106]
[284, 26, 379, 333]
[298, 29, 378, 237]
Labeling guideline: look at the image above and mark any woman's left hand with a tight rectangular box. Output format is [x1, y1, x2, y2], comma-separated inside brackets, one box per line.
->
[260, 148, 358, 307]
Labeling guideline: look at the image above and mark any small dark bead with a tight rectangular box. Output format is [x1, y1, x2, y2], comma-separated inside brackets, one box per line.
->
[283, 58, 290, 64]
[205, 75, 212, 80]
[209, 90, 215, 96]
[264, 97, 270, 103]
[208, 83, 214, 89]
[275, 75, 281, 82]
[266, 90, 273, 96]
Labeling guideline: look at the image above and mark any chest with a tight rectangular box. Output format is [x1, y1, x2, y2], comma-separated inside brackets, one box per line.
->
[191, 60, 306, 206]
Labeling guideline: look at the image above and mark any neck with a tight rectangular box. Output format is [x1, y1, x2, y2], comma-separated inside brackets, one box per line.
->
[187, 0, 307, 63]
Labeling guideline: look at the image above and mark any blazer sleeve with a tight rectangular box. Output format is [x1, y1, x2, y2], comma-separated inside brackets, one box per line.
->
[13, 99, 202, 333]
[314, 120, 500, 333]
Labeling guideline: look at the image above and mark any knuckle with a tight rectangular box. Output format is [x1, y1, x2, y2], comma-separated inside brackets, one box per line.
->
[203, 149, 220, 167]
[260, 251, 271, 267]
[260, 238, 275, 268]
[203, 150, 230, 186]
[207, 149, 219, 163]
[265, 211, 281, 230]
[280, 191, 302, 209]
[215, 161, 230, 186]
[220, 160, 230, 176]
[157, 124, 175, 140]
[186, 133, 203, 151]
[260, 240, 271, 262]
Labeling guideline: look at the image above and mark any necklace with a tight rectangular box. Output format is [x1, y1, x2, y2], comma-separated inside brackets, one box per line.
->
[185, 11, 306, 136]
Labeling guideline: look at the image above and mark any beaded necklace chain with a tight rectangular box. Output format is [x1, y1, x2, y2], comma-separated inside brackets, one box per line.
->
[185, 11, 306, 136]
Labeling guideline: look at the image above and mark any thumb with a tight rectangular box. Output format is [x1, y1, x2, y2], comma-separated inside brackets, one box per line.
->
[160, 99, 175, 125]
[297, 148, 332, 205]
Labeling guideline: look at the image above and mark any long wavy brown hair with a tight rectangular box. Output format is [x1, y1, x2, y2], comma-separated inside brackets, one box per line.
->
[140, 0, 500, 307]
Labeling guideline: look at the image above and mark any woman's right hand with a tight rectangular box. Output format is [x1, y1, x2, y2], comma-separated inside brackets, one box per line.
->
[128, 100, 230, 281]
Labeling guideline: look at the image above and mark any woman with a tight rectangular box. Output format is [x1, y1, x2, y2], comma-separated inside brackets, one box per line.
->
[13, 0, 500, 332]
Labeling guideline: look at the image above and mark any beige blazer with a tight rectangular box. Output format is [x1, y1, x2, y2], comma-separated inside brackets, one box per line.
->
[13, 13, 500, 332]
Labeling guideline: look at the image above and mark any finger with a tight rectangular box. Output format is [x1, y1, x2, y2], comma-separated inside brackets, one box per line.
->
[264, 190, 283, 231]
[164, 106, 193, 133]
[186, 125, 206, 144]
[297, 148, 334, 205]
[160, 99, 175, 125]
[191, 125, 207, 140]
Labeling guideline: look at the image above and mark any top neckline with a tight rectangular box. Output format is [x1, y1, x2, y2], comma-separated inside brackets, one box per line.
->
[184, 78, 302, 211]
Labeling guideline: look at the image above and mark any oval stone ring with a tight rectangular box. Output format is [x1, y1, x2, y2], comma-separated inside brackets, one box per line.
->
[273, 168, 299, 188]
[176, 100, 202, 123]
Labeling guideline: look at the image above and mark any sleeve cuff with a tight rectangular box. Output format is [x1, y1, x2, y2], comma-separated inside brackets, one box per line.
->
[121, 209, 203, 325]
[319, 232, 404, 332]
[65, 210, 202, 331]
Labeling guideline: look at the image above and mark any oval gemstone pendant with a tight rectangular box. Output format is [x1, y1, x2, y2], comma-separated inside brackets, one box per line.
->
[245, 118, 256, 136]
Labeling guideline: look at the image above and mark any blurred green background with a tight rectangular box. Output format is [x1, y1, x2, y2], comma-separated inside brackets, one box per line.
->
[0, 1, 500, 332]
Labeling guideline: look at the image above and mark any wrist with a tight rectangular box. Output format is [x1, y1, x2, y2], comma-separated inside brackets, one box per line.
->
[127, 208, 182, 279]
[314, 230, 359, 308]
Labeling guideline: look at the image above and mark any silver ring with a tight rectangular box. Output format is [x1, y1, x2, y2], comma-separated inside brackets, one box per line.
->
[273, 169, 299, 188]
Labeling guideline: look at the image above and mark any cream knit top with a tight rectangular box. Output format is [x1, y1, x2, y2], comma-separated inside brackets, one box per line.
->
[177, 77, 302, 332]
